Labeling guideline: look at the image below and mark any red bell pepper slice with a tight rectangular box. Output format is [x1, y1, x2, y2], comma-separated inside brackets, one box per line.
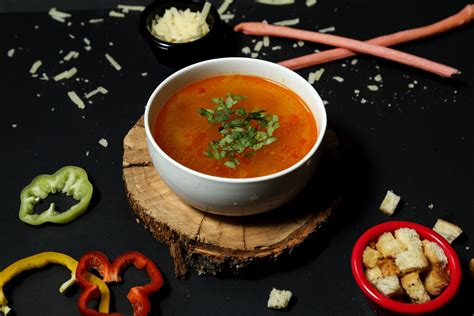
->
[75, 251, 163, 316]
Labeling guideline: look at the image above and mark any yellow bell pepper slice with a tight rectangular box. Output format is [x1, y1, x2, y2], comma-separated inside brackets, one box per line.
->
[0, 252, 110, 315]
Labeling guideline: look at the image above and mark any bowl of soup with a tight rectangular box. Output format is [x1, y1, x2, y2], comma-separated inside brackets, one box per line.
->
[144, 57, 327, 216]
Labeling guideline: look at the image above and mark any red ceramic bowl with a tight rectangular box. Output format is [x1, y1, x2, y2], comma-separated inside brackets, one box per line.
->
[351, 221, 461, 314]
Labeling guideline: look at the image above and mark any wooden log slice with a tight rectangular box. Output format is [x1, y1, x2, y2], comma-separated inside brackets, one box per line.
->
[123, 117, 342, 277]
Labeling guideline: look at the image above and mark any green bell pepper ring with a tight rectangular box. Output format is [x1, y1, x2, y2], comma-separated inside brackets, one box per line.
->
[18, 166, 93, 225]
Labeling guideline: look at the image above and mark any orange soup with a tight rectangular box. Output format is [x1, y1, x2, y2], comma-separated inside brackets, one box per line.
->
[154, 75, 317, 178]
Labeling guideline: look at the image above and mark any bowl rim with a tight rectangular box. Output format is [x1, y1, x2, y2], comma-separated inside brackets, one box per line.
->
[351, 220, 462, 314]
[144, 57, 327, 184]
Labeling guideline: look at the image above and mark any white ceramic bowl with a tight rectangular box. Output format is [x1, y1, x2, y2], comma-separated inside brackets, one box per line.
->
[144, 57, 327, 216]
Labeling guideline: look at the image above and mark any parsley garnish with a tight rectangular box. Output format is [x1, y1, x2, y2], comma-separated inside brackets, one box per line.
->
[199, 94, 279, 168]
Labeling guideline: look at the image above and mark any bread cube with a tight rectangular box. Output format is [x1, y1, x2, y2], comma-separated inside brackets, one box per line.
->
[394, 228, 423, 251]
[363, 246, 382, 268]
[379, 190, 401, 215]
[374, 275, 404, 298]
[400, 272, 431, 304]
[395, 250, 429, 274]
[377, 259, 400, 277]
[376, 232, 407, 258]
[424, 264, 450, 296]
[365, 266, 383, 284]
[267, 288, 292, 310]
[433, 219, 463, 243]
[422, 240, 448, 268]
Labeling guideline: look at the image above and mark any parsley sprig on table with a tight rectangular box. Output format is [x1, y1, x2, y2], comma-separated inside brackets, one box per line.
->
[199, 94, 280, 168]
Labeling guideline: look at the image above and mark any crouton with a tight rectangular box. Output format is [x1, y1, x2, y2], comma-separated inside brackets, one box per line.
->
[433, 219, 463, 244]
[377, 259, 400, 277]
[400, 272, 431, 304]
[374, 275, 404, 298]
[365, 266, 383, 284]
[424, 264, 450, 296]
[422, 240, 448, 268]
[267, 288, 292, 310]
[395, 250, 429, 274]
[363, 246, 382, 268]
[376, 232, 407, 258]
[394, 228, 423, 251]
[379, 190, 401, 215]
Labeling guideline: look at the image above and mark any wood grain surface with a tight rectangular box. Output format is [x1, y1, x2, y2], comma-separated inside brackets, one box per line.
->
[123, 117, 341, 277]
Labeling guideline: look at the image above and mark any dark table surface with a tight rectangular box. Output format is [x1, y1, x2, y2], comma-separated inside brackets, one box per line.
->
[1, 0, 473, 315]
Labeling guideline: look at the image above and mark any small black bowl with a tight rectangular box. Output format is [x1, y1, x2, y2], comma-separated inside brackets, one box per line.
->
[140, 0, 229, 68]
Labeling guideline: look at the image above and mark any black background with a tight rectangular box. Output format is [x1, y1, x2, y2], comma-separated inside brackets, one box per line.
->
[0, 0, 473, 315]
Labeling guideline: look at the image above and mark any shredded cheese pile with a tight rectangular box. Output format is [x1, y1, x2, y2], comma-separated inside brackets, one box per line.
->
[150, 2, 211, 43]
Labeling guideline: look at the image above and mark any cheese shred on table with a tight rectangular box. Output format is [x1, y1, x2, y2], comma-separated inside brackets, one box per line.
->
[218, 0, 233, 15]
[273, 18, 300, 26]
[29, 60, 42, 74]
[67, 91, 85, 109]
[256, 0, 295, 5]
[54, 67, 78, 81]
[150, 2, 211, 43]
[105, 53, 122, 71]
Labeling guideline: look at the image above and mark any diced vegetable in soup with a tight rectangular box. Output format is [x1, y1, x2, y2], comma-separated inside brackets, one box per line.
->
[154, 75, 317, 178]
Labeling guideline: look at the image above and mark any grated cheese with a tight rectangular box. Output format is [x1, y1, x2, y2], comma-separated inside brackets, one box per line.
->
[220, 13, 235, 23]
[84, 46, 92, 51]
[40, 73, 49, 81]
[29, 60, 42, 74]
[68, 34, 75, 39]
[319, 26, 335, 33]
[251, 52, 259, 58]
[109, 10, 126, 18]
[367, 85, 379, 91]
[274, 18, 299, 26]
[85, 86, 108, 99]
[98, 138, 109, 148]
[83, 38, 91, 45]
[297, 40, 304, 47]
[54, 67, 78, 81]
[308, 72, 316, 84]
[63, 51, 79, 61]
[256, 0, 295, 5]
[254, 41, 263, 52]
[141, 72, 148, 77]
[89, 18, 104, 24]
[105, 53, 122, 71]
[361, 98, 367, 104]
[241, 46, 251, 54]
[314, 68, 325, 81]
[263, 36, 270, 47]
[67, 91, 85, 109]
[408, 83, 415, 89]
[48, 8, 71, 23]
[271, 45, 281, 50]
[351, 59, 358, 65]
[218, 0, 234, 15]
[117, 4, 145, 13]
[306, 0, 317, 7]
[332, 76, 344, 82]
[374, 74, 382, 82]
[150, 2, 211, 43]
[7, 48, 15, 57]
